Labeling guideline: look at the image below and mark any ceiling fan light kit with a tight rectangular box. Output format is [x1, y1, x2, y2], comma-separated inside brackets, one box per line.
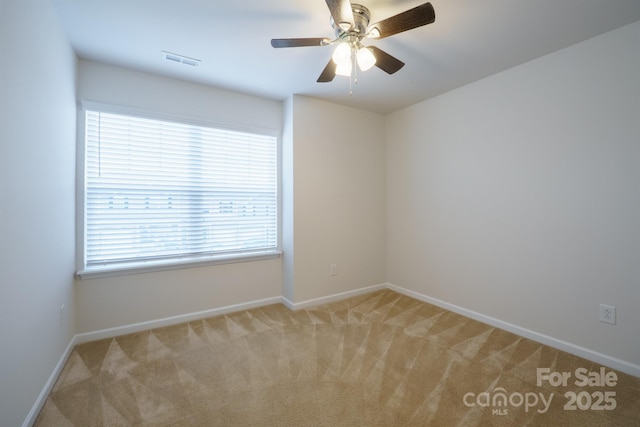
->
[271, 0, 435, 90]
[335, 59, 352, 77]
[356, 47, 376, 71]
[332, 41, 352, 65]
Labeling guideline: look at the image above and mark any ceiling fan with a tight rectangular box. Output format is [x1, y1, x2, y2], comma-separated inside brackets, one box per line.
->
[271, 0, 435, 83]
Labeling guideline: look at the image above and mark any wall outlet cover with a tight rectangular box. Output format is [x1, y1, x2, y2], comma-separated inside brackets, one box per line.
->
[599, 304, 616, 325]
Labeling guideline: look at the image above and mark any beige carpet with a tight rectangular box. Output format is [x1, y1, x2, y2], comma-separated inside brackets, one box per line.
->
[35, 290, 640, 426]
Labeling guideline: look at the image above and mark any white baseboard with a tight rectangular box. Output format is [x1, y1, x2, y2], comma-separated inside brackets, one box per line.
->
[387, 283, 640, 379]
[75, 295, 282, 344]
[22, 336, 78, 427]
[282, 283, 387, 311]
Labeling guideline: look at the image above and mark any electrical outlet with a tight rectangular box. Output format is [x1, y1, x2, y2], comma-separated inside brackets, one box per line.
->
[59, 304, 65, 326]
[599, 304, 615, 325]
[330, 264, 337, 276]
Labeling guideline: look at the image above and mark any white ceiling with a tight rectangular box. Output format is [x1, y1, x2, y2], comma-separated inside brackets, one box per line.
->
[52, 0, 640, 114]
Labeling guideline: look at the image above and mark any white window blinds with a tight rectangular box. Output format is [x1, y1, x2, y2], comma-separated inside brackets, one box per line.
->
[84, 110, 277, 268]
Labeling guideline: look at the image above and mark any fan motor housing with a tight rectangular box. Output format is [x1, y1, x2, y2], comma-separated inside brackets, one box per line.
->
[332, 4, 371, 37]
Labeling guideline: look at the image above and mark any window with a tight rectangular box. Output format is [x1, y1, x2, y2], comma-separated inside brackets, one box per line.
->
[79, 108, 278, 277]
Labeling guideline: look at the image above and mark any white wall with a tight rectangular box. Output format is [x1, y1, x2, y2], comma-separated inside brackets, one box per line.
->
[284, 95, 386, 303]
[75, 61, 283, 332]
[386, 22, 640, 369]
[0, 1, 77, 425]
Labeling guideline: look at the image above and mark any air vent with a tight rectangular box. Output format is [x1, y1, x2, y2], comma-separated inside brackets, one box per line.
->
[161, 51, 201, 67]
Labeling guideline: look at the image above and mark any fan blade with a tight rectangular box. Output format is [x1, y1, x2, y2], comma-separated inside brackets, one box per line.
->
[369, 46, 404, 74]
[271, 38, 328, 48]
[325, 0, 354, 31]
[368, 2, 435, 39]
[317, 60, 337, 82]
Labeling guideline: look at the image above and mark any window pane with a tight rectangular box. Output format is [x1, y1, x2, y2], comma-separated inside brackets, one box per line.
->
[85, 111, 277, 266]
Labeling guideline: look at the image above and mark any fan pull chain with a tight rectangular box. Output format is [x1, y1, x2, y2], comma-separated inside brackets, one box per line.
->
[349, 49, 356, 96]
[353, 56, 358, 85]
[349, 72, 353, 96]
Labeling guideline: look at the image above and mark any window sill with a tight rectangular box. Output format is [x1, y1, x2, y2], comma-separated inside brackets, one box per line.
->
[76, 250, 282, 280]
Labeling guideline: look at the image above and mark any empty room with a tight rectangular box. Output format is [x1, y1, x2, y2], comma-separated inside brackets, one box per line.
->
[1, 0, 639, 425]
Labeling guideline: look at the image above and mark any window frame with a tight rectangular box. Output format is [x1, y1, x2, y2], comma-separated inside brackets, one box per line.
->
[76, 101, 281, 279]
